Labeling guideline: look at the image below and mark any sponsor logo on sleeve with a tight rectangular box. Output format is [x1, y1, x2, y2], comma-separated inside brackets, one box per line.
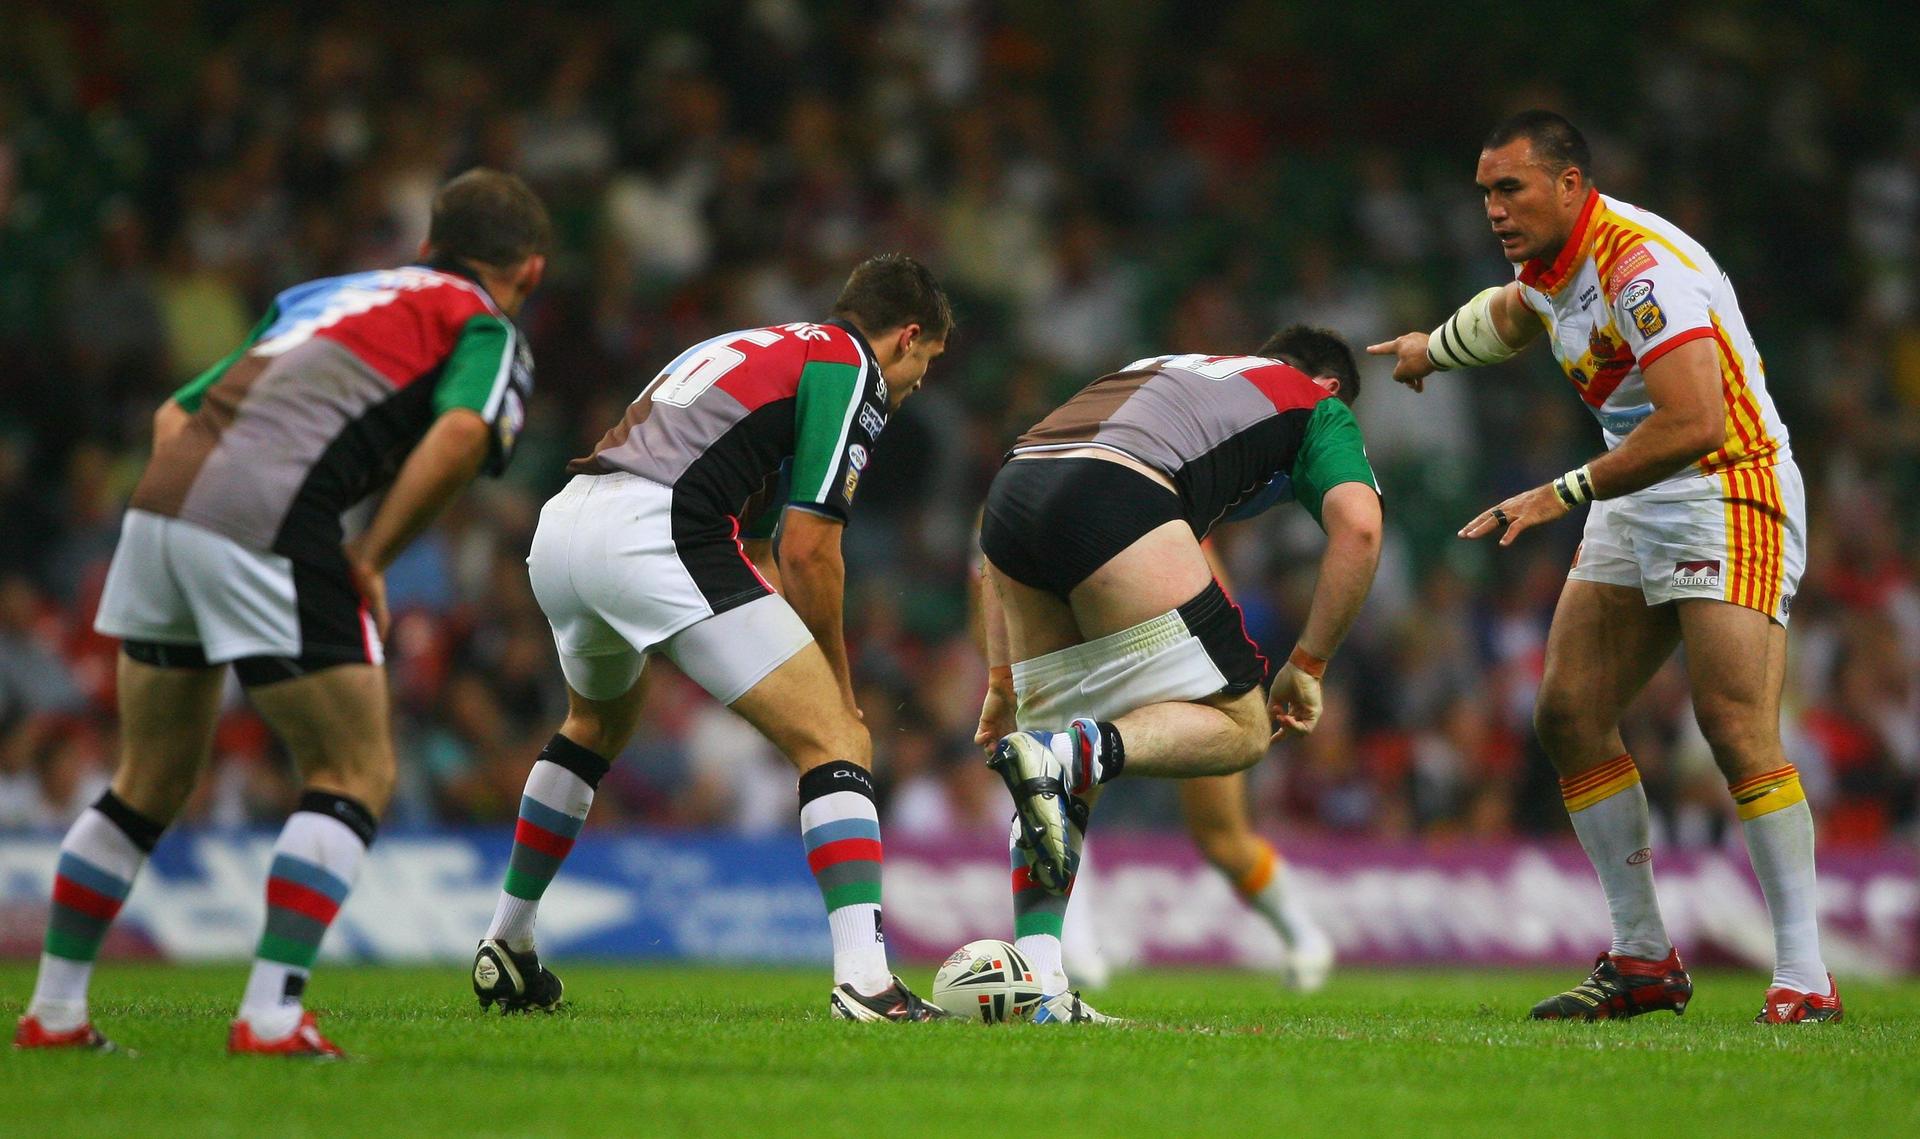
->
[843, 468, 860, 502]
[875, 375, 889, 405]
[1604, 244, 1658, 297]
[1672, 559, 1721, 589]
[858, 404, 886, 438]
[848, 443, 869, 471]
[1621, 279, 1666, 336]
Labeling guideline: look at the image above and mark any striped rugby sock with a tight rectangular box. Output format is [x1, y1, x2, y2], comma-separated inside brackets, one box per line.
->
[1730, 764, 1829, 993]
[487, 736, 612, 954]
[1012, 812, 1084, 994]
[237, 791, 376, 1040]
[1560, 754, 1671, 960]
[798, 761, 891, 996]
[27, 791, 165, 1032]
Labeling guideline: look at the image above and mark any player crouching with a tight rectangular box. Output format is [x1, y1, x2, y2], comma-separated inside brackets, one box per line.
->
[976, 327, 1383, 1020]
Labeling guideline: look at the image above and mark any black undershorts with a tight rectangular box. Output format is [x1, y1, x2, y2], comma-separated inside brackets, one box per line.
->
[980, 456, 1185, 600]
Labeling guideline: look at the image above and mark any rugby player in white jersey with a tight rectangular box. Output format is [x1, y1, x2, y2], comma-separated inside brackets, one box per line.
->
[1370, 111, 1838, 1023]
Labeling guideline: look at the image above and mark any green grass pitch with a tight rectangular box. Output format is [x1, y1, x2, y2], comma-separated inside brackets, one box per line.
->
[6, 963, 1918, 1136]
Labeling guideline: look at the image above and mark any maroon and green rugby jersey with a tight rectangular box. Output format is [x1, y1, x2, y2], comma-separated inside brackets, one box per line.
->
[1013, 353, 1379, 534]
[570, 319, 889, 536]
[130, 265, 532, 564]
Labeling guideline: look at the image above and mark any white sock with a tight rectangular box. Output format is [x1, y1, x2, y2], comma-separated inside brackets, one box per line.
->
[28, 797, 158, 1030]
[238, 805, 370, 1039]
[486, 758, 599, 953]
[1016, 934, 1069, 995]
[798, 767, 892, 996]
[1244, 862, 1332, 960]
[27, 956, 94, 1033]
[1732, 766, 1828, 993]
[1562, 755, 1670, 960]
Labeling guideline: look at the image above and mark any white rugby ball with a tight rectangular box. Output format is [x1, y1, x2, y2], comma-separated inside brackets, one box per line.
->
[932, 939, 1045, 1023]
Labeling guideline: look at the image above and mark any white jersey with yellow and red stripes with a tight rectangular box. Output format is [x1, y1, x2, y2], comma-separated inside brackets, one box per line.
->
[1514, 190, 1790, 485]
[1516, 190, 1801, 621]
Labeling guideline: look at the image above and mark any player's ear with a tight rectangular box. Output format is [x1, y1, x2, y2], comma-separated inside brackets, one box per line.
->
[417, 239, 434, 261]
[897, 323, 922, 357]
[1313, 375, 1342, 398]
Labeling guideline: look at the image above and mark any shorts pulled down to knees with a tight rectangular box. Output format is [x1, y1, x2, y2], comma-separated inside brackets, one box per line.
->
[529, 474, 813, 704]
[1568, 462, 1806, 625]
[1012, 580, 1267, 728]
[94, 510, 382, 685]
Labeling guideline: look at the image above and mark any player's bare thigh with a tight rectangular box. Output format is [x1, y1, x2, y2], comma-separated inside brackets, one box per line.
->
[985, 562, 1082, 661]
[108, 653, 226, 822]
[247, 663, 398, 813]
[1535, 580, 1681, 777]
[1069, 520, 1214, 639]
[1675, 599, 1788, 783]
[727, 640, 871, 773]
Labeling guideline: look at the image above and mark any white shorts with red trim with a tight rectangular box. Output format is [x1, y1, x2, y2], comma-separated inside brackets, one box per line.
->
[95, 509, 383, 666]
[529, 473, 811, 703]
[1568, 459, 1806, 624]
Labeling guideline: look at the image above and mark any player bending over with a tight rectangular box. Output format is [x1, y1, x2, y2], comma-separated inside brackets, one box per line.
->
[16, 170, 547, 1056]
[966, 536, 1337, 994]
[472, 255, 952, 1022]
[976, 326, 1382, 1021]
[1370, 111, 1836, 1023]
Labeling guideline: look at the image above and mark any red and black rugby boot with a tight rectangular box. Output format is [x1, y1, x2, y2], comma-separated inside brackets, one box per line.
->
[1529, 948, 1692, 1020]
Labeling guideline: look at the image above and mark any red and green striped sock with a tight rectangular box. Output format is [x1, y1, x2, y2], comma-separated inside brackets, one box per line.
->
[487, 735, 611, 953]
[28, 792, 164, 1031]
[236, 791, 375, 1040]
[1011, 812, 1083, 993]
[798, 761, 890, 995]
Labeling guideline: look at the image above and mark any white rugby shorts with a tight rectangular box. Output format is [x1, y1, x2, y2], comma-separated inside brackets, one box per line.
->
[94, 509, 383, 667]
[1013, 608, 1231, 729]
[1568, 460, 1806, 624]
[528, 473, 813, 703]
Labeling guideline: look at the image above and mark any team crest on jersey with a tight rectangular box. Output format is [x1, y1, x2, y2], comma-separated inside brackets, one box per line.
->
[1621, 279, 1666, 336]
[1673, 559, 1721, 589]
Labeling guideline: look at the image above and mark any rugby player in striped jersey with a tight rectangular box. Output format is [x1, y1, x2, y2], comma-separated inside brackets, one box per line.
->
[16, 170, 548, 1056]
[1370, 111, 1837, 1023]
[473, 255, 952, 1022]
[975, 326, 1383, 1022]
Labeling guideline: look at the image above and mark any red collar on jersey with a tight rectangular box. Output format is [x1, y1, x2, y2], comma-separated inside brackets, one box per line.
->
[1518, 189, 1601, 295]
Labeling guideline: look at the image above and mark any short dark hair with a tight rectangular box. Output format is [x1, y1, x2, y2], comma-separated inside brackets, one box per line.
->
[427, 168, 551, 269]
[830, 253, 953, 342]
[1257, 324, 1360, 405]
[1483, 110, 1592, 180]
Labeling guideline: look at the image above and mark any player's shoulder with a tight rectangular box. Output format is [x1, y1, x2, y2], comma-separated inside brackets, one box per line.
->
[782, 320, 866, 367]
[1592, 195, 1715, 300]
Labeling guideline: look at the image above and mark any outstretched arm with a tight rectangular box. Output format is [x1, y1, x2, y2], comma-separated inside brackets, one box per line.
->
[1460, 326, 1728, 547]
[1366, 281, 1540, 392]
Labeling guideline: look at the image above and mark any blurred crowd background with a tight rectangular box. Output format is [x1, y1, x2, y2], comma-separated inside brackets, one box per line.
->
[2, 1, 1916, 851]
